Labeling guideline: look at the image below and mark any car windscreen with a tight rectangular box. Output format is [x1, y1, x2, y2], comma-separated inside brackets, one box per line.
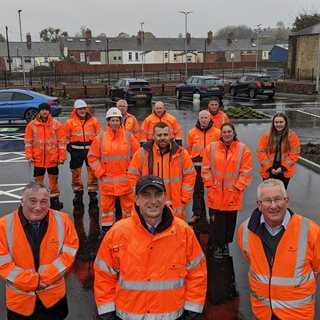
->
[204, 79, 221, 85]
[258, 77, 273, 82]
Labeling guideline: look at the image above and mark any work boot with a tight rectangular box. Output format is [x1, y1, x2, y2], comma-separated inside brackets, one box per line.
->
[88, 192, 98, 208]
[188, 214, 200, 225]
[222, 244, 230, 256]
[213, 247, 223, 259]
[50, 197, 63, 210]
[73, 192, 84, 207]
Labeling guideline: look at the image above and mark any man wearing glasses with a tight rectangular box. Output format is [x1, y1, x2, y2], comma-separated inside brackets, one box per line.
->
[238, 178, 320, 320]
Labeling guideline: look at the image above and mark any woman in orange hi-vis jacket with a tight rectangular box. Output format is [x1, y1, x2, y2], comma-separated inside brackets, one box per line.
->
[202, 123, 253, 259]
[87, 107, 139, 232]
[256, 112, 300, 189]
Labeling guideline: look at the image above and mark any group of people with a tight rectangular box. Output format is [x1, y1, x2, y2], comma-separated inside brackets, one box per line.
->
[0, 95, 319, 320]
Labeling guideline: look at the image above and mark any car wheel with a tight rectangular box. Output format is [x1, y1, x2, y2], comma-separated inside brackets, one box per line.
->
[249, 89, 256, 99]
[175, 89, 182, 99]
[268, 92, 275, 98]
[24, 108, 38, 123]
[230, 87, 237, 96]
[146, 100, 152, 105]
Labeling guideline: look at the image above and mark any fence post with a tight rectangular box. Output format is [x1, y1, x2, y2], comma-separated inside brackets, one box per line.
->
[29, 70, 32, 86]
[82, 72, 85, 86]
[105, 85, 108, 96]
[162, 83, 165, 95]
[297, 68, 300, 82]
[84, 85, 87, 97]
[63, 85, 66, 99]
[311, 68, 314, 83]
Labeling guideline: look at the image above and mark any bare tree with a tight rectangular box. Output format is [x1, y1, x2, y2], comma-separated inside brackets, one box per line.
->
[214, 25, 252, 39]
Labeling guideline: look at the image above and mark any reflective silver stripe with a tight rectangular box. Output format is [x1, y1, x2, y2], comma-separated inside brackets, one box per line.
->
[252, 291, 315, 309]
[102, 222, 114, 227]
[256, 148, 266, 152]
[182, 184, 193, 191]
[166, 200, 173, 205]
[101, 155, 131, 161]
[283, 156, 294, 166]
[37, 278, 63, 292]
[126, 131, 132, 158]
[290, 147, 300, 152]
[62, 245, 77, 256]
[90, 159, 100, 170]
[241, 218, 250, 255]
[202, 173, 211, 180]
[97, 301, 116, 315]
[224, 172, 237, 178]
[38, 264, 48, 272]
[261, 159, 273, 167]
[116, 307, 184, 320]
[70, 131, 96, 136]
[6, 212, 14, 253]
[210, 142, 218, 176]
[186, 252, 205, 270]
[224, 181, 235, 187]
[201, 166, 210, 171]
[192, 146, 204, 151]
[184, 301, 204, 313]
[101, 211, 114, 217]
[119, 275, 185, 290]
[128, 167, 140, 174]
[141, 148, 146, 173]
[7, 266, 22, 283]
[122, 210, 131, 217]
[235, 143, 245, 176]
[53, 258, 67, 276]
[183, 166, 195, 175]
[173, 206, 185, 214]
[7, 282, 35, 296]
[87, 151, 99, 158]
[46, 144, 58, 150]
[0, 253, 12, 264]
[99, 177, 128, 183]
[53, 210, 64, 253]
[70, 145, 90, 150]
[162, 176, 182, 184]
[95, 257, 119, 275]
[193, 162, 202, 166]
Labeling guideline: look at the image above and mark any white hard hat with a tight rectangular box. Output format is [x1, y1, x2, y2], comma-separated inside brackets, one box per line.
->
[106, 107, 122, 119]
[74, 99, 87, 109]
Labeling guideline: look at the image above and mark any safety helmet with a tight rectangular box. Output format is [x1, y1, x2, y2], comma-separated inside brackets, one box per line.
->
[74, 99, 87, 109]
[106, 107, 122, 119]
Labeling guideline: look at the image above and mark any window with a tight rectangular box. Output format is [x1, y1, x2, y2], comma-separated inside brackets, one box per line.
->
[173, 54, 177, 61]
[12, 92, 33, 101]
[118, 56, 122, 60]
[0, 92, 12, 101]
[80, 52, 85, 62]
[44, 57, 49, 63]
[113, 57, 117, 61]
[164, 52, 168, 58]
[135, 52, 139, 60]
[24, 58, 31, 63]
[187, 55, 192, 62]
[128, 52, 132, 61]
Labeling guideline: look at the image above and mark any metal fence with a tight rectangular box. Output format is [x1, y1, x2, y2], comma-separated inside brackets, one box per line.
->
[0, 66, 316, 88]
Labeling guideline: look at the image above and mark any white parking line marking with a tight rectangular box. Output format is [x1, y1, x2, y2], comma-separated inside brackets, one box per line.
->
[297, 110, 320, 119]
[0, 152, 26, 162]
[0, 184, 26, 204]
[0, 133, 25, 141]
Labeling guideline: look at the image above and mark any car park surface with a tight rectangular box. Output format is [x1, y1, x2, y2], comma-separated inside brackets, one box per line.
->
[229, 75, 276, 99]
[175, 75, 225, 100]
[110, 78, 152, 104]
[0, 92, 319, 319]
[0, 89, 62, 122]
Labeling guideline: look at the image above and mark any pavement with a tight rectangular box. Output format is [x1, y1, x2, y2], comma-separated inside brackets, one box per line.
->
[0, 92, 319, 319]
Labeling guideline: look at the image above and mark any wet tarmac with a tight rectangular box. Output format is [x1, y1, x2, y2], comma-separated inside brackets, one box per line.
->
[0, 93, 320, 319]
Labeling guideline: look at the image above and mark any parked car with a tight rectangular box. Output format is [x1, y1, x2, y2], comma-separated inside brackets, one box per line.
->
[175, 75, 225, 100]
[0, 89, 62, 123]
[229, 75, 276, 99]
[110, 78, 153, 104]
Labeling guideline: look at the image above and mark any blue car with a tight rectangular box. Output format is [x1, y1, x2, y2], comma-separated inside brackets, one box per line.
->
[175, 76, 225, 100]
[0, 89, 62, 123]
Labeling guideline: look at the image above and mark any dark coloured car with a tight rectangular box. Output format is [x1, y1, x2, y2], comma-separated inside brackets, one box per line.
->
[0, 89, 62, 123]
[175, 76, 225, 100]
[110, 78, 153, 104]
[229, 75, 276, 99]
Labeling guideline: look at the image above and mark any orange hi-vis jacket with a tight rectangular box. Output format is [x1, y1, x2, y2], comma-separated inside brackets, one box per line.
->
[24, 114, 67, 168]
[140, 111, 182, 144]
[0, 208, 79, 316]
[123, 112, 140, 140]
[208, 109, 229, 129]
[64, 108, 102, 149]
[128, 140, 196, 219]
[238, 210, 320, 320]
[256, 129, 301, 179]
[186, 121, 221, 167]
[87, 125, 140, 196]
[201, 139, 252, 211]
[94, 205, 207, 319]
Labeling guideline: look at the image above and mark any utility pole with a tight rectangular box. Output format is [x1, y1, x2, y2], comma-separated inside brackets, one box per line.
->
[18, 9, 26, 86]
[140, 22, 144, 77]
[255, 24, 261, 71]
[316, 32, 320, 94]
[179, 11, 193, 79]
[5, 26, 11, 72]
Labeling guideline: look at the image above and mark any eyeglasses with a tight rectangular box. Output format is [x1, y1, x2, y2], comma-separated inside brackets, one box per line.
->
[259, 197, 287, 206]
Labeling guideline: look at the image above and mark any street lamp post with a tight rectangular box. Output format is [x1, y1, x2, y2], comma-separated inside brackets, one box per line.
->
[255, 24, 261, 71]
[179, 11, 193, 79]
[316, 32, 320, 94]
[18, 9, 26, 86]
[140, 22, 144, 77]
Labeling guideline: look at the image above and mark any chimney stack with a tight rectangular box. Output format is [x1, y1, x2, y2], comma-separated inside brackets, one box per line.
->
[26, 33, 32, 49]
[227, 32, 235, 42]
[85, 29, 92, 40]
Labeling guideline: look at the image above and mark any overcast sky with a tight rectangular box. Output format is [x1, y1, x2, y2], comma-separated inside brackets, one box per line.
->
[2, 0, 319, 41]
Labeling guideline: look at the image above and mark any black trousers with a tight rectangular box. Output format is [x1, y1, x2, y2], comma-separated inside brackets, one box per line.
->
[209, 209, 238, 247]
[69, 149, 89, 169]
[264, 173, 290, 189]
[7, 296, 68, 320]
[33, 166, 59, 177]
[192, 166, 206, 217]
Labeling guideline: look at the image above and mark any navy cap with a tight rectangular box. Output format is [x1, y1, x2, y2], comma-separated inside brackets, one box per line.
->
[135, 175, 166, 194]
[38, 103, 51, 111]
